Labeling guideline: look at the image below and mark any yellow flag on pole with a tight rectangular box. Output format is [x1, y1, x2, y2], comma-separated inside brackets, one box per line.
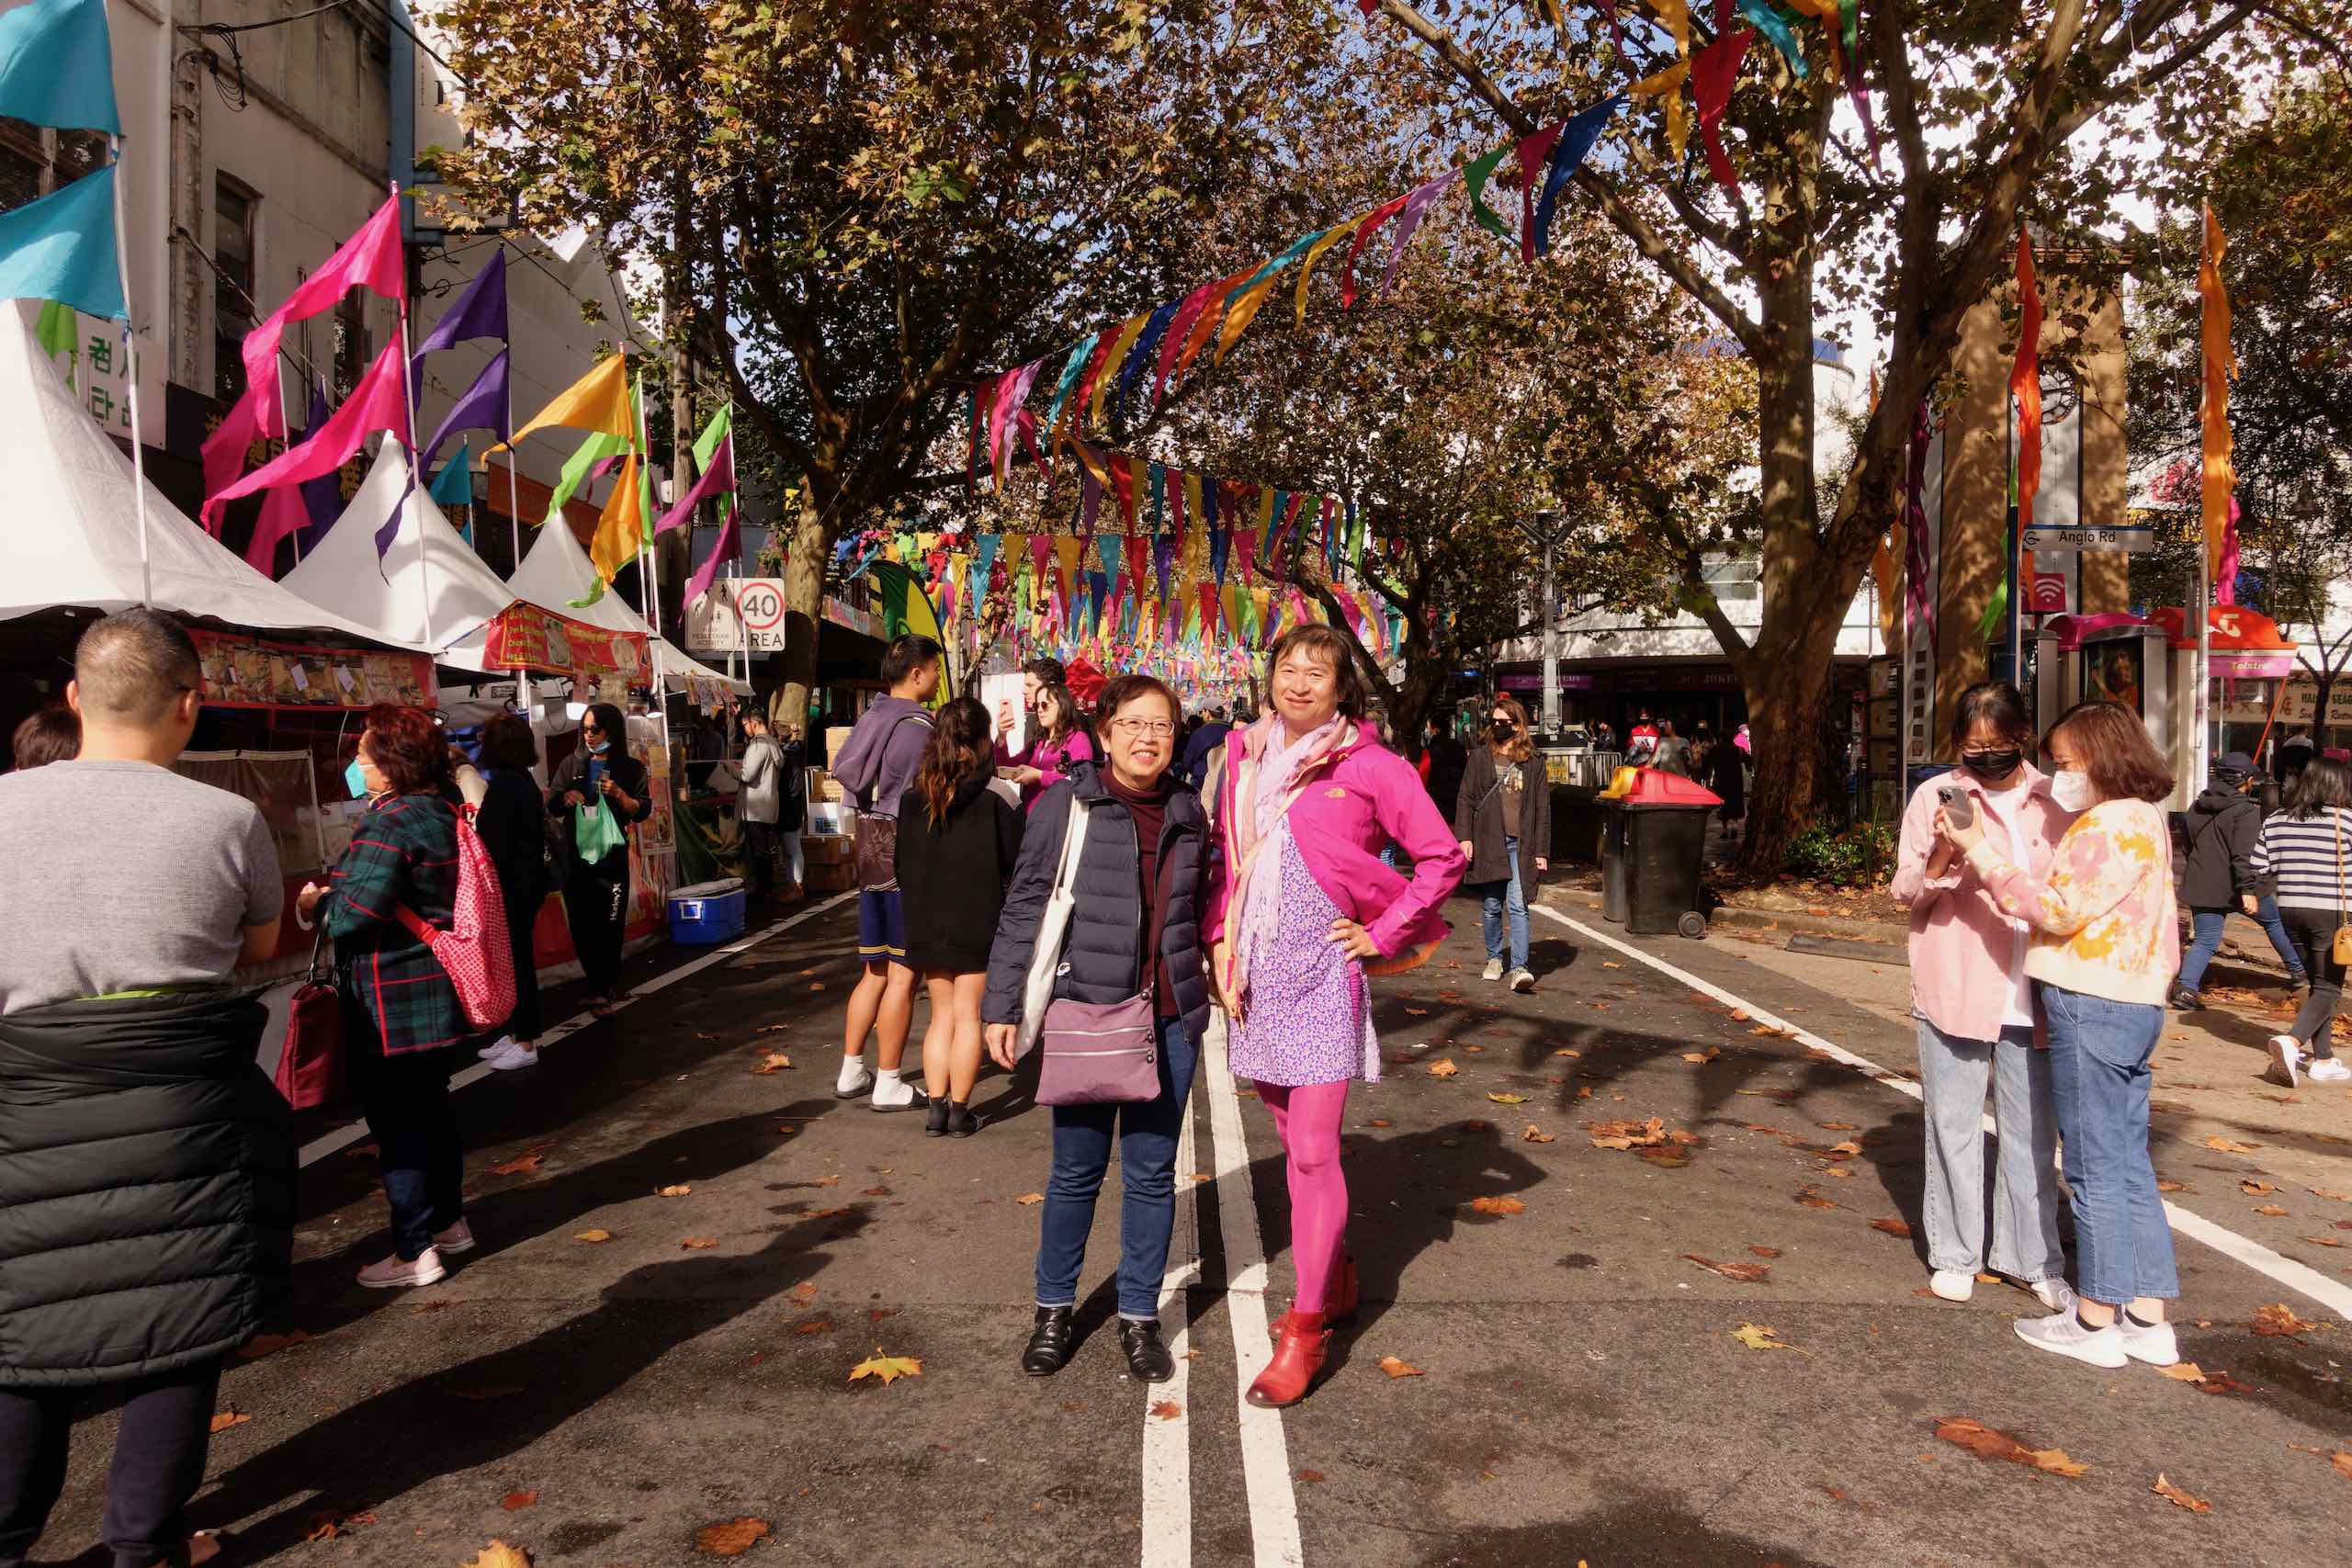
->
[497, 352, 634, 450]
[590, 454, 644, 583]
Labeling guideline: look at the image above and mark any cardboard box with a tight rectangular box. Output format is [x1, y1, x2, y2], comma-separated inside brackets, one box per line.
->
[802, 833, 854, 867]
[807, 860, 857, 894]
[809, 768, 846, 804]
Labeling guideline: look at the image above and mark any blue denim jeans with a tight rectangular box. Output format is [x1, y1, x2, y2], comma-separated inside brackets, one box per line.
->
[2177, 901, 2309, 992]
[1474, 837, 1530, 971]
[2041, 984, 2179, 1305]
[1916, 1020, 2064, 1282]
[1035, 1015, 1200, 1321]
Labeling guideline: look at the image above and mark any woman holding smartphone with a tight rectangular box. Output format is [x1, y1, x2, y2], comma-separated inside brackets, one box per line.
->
[547, 704, 652, 1014]
[1891, 683, 2075, 1308]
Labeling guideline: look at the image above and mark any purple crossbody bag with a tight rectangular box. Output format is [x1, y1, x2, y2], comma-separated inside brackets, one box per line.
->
[1035, 804, 1164, 1106]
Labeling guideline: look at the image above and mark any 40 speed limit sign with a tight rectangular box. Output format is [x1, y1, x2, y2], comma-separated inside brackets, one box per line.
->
[687, 577, 793, 653]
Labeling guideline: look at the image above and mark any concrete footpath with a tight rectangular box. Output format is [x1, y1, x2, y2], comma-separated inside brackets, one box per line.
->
[25, 889, 2352, 1567]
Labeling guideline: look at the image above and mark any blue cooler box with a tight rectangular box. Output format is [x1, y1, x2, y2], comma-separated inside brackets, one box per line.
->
[667, 879, 746, 944]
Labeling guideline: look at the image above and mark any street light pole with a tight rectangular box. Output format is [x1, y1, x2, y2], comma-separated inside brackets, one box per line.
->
[1513, 511, 1569, 737]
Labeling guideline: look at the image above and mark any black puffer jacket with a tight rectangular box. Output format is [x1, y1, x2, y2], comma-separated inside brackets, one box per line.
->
[982, 761, 1214, 1036]
[0, 990, 293, 1387]
[2179, 781, 2264, 908]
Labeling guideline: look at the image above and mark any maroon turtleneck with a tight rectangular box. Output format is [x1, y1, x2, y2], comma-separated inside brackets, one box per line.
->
[1102, 767, 1177, 1016]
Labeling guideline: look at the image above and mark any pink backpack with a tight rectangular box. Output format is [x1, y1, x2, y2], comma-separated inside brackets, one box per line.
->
[394, 803, 518, 1031]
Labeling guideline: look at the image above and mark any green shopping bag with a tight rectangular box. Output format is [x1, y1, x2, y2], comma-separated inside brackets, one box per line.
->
[575, 797, 627, 861]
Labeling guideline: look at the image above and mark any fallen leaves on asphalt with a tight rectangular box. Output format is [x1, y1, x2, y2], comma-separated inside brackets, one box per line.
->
[1427, 1059, 1460, 1077]
[462, 1542, 532, 1568]
[2312, 1189, 2352, 1201]
[2157, 1179, 2188, 1192]
[2156, 1362, 2207, 1383]
[1150, 1400, 1182, 1421]
[694, 1517, 772, 1556]
[1468, 1195, 1526, 1216]
[751, 1052, 793, 1074]
[2304, 1235, 2346, 1247]
[656, 1184, 693, 1197]
[2252, 1303, 2316, 1338]
[849, 1350, 922, 1385]
[1589, 1116, 1668, 1150]
[1794, 1189, 1840, 1209]
[2204, 1136, 2259, 1155]
[681, 1237, 718, 1249]
[1730, 1324, 1793, 1351]
[573, 1229, 613, 1244]
[2152, 1473, 2211, 1513]
[2255, 1204, 2289, 1217]
[1681, 1047, 1720, 1064]
[1870, 1218, 1913, 1238]
[1683, 1254, 1770, 1283]
[1487, 1091, 1529, 1104]
[486, 1150, 547, 1177]
[1015, 1192, 1045, 1205]
[793, 1320, 833, 1335]
[208, 1410, 251, 1433]
[1377, 1356, 1426, 1378]
[1522, 1124, 1555, 1144]
[2241, 1179, 2275, 1195]
[1934, 1417, 2087, 1477]
[1751, 1023, 1799, 1039]
[500, 1491, 537, 1511]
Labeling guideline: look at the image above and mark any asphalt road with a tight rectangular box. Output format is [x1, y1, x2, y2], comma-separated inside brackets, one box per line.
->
[25, 889, 2352, 1567]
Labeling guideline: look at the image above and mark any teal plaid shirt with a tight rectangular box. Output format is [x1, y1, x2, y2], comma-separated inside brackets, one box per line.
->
[323, 792, 468, 1055]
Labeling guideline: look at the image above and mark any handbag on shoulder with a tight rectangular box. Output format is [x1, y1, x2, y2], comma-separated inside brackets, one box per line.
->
[274, 925, 345, 1111]
[2334, 815, 2352, 967]
[1019, 799, 1161, 1106]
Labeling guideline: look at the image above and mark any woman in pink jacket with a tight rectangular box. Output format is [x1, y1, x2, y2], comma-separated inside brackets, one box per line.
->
[1891, 682, 2075, 1312]
[1205, 625, 1466, 1409]
[994, 682, 1093, 812]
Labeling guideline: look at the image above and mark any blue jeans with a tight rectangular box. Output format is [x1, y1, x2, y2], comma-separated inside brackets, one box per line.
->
[2041, 984, 2178, 1305]
[2177, 901, 2309, 992]
[1035, 1015, 1200, 1320]
[1917, 1020, 2064, 1282]
[1475, 837, 1530, 971]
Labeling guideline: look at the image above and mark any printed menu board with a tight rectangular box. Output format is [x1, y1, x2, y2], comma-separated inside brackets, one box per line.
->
[192, 630, 433, 710]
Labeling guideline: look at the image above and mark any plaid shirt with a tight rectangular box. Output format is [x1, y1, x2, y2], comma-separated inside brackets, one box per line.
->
[323, 792, 467, 1055]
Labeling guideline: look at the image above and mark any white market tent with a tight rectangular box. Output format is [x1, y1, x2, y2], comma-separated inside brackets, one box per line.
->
[0, 311, 421, 649]
[280, 446, 516, 664]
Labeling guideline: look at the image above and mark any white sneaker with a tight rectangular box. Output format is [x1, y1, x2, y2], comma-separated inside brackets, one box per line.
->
[835, 1055, 876, 1100]
[1481, 958, 1506, 982]
[478, 1034, 515, 1060]
[483, 1040, 538, 1071]
[869, 1069, 923, 1112]
[2307, 1056, 2350, 1083]
[1508, 967, 1535, 994]
[1928, 1269, 1975, 1303]
[2013, 1310, 2127, 1369]
[2119, 1314, 2180, 1367]
[2029, 1278, 2077, 1314]
[2267, 1035, 2304, 1088]
[432, 1218, 477, 1256]
[356, 1247, 446, 1290]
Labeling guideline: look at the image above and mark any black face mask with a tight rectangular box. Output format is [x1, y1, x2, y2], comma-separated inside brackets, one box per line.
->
[1960, 749, 2024, 780]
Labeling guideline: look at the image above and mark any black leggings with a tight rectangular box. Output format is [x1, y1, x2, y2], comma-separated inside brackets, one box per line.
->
[0, 1360, 222, 1568]
[503, 878, 544, 1041]
[2279, 908, 2345, 1056]
[561, 848, 631, 998]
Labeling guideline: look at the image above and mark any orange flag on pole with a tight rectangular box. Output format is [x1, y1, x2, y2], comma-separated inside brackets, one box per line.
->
[2198, 203, 2236, 579]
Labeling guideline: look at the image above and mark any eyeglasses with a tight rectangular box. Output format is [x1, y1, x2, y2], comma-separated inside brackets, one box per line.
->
[1112, 719, 1176, 739]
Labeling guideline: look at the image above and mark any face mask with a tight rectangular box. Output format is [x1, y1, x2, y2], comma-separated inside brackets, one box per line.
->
[345, 759, 370, 798]
[2050, 770, 2095, 812]
[588, 739, 611, 755]
[1960, 749, 2023, 781]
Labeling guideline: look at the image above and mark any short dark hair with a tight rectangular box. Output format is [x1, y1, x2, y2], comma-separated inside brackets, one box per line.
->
[881, 635, 943, 689]
[74, 607, 199, 725]
[1266, 625, 1368, 720]
[1950, 681, 2033, 754]
[2042, 701, 2173, 805]
[477, 712, 538, 772]
[1022, 657, 1066, 686]
[2286, 757, 2352, 818]
[1091, 675, 1182, 752]
[363, 705, 456, 795]
[10, 705, 79, 771]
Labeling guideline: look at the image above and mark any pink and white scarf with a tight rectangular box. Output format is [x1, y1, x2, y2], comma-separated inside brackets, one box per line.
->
[1227, 715, 1347, 1004]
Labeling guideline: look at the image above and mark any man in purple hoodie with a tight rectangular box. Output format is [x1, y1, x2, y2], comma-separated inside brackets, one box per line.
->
[829, 635, 942, 1110]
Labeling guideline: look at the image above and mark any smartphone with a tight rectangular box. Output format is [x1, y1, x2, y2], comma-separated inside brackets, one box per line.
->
[585, 756, 607, 793]
[1938, 779, 1974, 829]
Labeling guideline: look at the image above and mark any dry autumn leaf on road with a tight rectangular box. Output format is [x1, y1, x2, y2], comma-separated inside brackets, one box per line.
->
[500, 1491, 537, 1511]
[462, 1542, 532, 1568]
[655, 1185, 693, 1198]
[2152, 1474, 2212, 1513]
[1870, 1218, 1914, 1238]
[1681, 1048, 1721, 1064]
[1426, 1060, 1460, 1077]
[2252, 1303, 2317, 1337]
[1015, 1192, 1045, 1205]
[694, 1517, 772, 1557]
[2156, 1362, 2208, 1383]
[849, 1350, 922, 1385]
[681, 1237, 718, 1249]
[2204, 1136, 2259, 1155]
[1377, 1356, 1426, 1378]
[486, 1149, 548, 1177]
[2254, 1204, 2289, 1217]
[1589, 1116, 1668, 1150]
[1487, 1092, 1529, 1105]
[208, 1410, 251, 1433]
[1522, 1124, 1555, 1144]
[1730, 1324, 1793, 1351]
[1934, 1417, 2086, 1477]
[1683, 1254, 1770, 1283]
[573, 1229, 613, 1244]
[1468, 1195, 1527, 1216]
[1150, 1399, 1182, 1421]
[751, 1052, 793, 1074]
[2241, 1179, 2275, 1195]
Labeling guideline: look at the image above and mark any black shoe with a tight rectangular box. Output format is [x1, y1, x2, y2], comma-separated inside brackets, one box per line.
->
[924, 1098, 951, 1137]
[946, 1100, 977, 1138]
[2170, 987, 2203, 1011]
[1022, 1305, 1076, 1377]
[1119, 1317, 1175, 1382]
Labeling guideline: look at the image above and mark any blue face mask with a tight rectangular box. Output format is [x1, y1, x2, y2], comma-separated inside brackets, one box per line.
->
[345, 759, 370, 798]
[588, 739, 612, 755]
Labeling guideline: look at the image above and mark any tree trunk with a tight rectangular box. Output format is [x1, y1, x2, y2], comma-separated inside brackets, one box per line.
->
[771, 480, 829, 739]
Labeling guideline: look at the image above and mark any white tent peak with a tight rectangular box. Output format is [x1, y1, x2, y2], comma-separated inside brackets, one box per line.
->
[485, 512, 750, 696]
[281, 446, 514, 659]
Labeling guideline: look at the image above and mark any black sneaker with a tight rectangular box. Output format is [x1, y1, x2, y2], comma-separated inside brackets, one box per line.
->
[2169, 987, 2203, 1011]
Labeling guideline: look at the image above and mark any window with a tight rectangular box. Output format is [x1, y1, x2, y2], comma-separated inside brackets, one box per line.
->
[1700, 554, 1760, 602]
[333, 292, 368, 400]
[0, 116, 108, 215]
[213, 177, 257, 402]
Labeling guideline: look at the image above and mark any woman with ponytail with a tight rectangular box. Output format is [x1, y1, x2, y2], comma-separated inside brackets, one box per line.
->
[895, 696, 1024, 1137]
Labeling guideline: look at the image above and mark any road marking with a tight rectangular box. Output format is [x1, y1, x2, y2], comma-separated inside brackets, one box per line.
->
[1532, 903, 2352, 1319]
[298, 892, 858, 1168]
[1202, 1013, 1306, 1568]
[1140, 1089, 1199, 1568]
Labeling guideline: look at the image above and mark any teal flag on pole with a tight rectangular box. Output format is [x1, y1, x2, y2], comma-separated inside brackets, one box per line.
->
[429, 441, 475, 506]
[0, 164, 125, 319]
[0, 0, 119, 134]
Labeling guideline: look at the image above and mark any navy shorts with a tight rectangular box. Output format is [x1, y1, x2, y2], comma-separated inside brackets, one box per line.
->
[857, 889, 907, 964]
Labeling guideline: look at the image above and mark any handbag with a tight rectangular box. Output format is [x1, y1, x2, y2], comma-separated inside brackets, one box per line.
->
[1019, 799, 1163, 1105]
[273, 926, 345, 1111]
[394, 802, 518, 1032]
[2334, 815, 2352, 967]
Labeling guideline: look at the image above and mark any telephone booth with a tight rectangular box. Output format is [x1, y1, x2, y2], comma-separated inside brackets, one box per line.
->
[2151, 605, 2301, 792]
[2034, 612, 2177, 800]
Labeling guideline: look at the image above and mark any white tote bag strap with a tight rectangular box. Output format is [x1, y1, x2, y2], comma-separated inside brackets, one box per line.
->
[1016, 799, 1091, 1055]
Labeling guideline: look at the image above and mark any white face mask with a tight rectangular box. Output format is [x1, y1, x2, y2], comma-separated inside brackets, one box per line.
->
[2050, 770, 2095, 812]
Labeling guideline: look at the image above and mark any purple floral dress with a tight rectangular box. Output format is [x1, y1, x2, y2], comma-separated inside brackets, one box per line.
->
[1227, 837, 1380, 1086]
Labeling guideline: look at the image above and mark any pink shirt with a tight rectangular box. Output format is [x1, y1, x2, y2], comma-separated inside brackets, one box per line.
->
[1890, 765, 2074, 1043]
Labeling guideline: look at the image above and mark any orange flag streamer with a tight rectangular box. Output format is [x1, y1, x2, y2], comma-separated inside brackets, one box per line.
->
[2008, 231, 2044, 595]
[2198, 203, 2236, 579]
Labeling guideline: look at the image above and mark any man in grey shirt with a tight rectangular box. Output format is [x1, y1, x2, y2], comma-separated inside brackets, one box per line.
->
[0, 608, 283, 1013]
[736, 709, 784, 901]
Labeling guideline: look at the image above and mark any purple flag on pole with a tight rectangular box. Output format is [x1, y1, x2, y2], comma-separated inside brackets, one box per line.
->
[416, 347, 510, 479]
[653, 434, 735, 536]
[684, 504, 741, 607]
[291, 380, 343, 556]
[408, 250, 508, 389]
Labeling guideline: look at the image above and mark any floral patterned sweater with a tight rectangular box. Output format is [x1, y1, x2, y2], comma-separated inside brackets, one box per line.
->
[1962, 798, 2180, 1007]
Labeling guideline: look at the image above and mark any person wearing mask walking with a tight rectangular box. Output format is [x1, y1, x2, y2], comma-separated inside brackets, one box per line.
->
[473, 713, 552, 1072]
[0, 609, 289, 1568]
[1456, 694, 1550, 993]
[547, 704, 653, 1014]
[1940, 701, 2182, 1370]
[1892, 683, 2074, 1310]
[2173, 751, 2309, 1010]
[997, 682, 1092, 811]
[2250, 757, 2352, 1087]
[831, 635, 942, 1110]
[1207, 626, 1467, 1408]
[737, 709, 786, 902]
[300, 705, 478, 1291]
[1626, 711, 1659, 765]
[985, 675, 1212, 1383]
[897, 697, 1024, 1137]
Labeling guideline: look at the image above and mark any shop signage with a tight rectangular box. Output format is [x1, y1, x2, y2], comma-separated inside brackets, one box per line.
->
[2019, 525, 2154, 553]
[192, 630, 433, 711]
[687, 580, 883, 655]
[482, 603, 651, 682]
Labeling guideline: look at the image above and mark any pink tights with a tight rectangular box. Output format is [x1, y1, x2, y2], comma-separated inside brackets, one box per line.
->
[1253, 1079, 1351, 1314]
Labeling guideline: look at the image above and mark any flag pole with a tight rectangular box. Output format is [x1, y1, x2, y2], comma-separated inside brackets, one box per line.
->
[105, 131, 150, 606]
[635, 370, 663, 641]
[503, 273, 521, 570]
[390, 180, 435, 651]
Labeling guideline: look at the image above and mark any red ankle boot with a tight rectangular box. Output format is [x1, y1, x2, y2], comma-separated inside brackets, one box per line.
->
[1326, 1255, 1360, 1325]
[1246, 1310, 1330, 1408]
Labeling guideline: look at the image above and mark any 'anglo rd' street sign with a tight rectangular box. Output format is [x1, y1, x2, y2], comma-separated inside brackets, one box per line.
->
[2019, 525, 2155, 554]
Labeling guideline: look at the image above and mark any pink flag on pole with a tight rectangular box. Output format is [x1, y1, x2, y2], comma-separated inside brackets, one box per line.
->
[683, 504, 741, 608]
[202, 337, 408, 532]
[651, 434, 734, 536]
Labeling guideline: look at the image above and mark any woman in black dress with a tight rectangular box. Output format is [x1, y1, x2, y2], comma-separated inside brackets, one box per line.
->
[894, 696, 1023, 1137]
[473, 713, 552, 1069]
[546, 703, 652, 1013]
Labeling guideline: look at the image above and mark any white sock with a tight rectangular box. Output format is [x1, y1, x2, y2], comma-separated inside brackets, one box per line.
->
[876, 1067, 902, 1086]
[837, 1055, 872, 1091]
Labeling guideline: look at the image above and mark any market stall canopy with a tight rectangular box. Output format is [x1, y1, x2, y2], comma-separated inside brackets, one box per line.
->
[280, 446, 515, 664]
[0, 312, 421, 648]
[2151, 604, 2299, 677]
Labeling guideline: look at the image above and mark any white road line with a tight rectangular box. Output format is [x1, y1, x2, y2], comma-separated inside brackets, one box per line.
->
[296, 892, 858, 1169]
[1532, 902, 2352, 1319]
[1202, 1013, 1306, 1568]
[1140, 1091, 1199, 1568]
